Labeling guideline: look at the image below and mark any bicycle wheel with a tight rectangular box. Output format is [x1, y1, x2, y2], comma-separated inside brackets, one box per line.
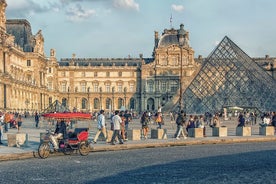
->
[79, 142, 90, 156]
[38, 142, 51, 159]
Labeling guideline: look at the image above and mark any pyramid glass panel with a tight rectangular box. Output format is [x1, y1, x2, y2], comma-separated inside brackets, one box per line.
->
[182, 36, 276, 114]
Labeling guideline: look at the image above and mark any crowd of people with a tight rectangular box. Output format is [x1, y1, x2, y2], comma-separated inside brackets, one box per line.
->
[0, 109, 276, 147]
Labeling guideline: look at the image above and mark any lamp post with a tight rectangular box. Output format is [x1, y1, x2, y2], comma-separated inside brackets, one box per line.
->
[87, 87, 90, 112]
[67, 87, 70, 110]
[178, 23, 185, 111]
[179, 42, 183, 111]
[271, 63, 274, 79]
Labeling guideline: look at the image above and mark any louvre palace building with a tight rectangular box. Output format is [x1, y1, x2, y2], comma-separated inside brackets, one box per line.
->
[0, 0, 275, 115]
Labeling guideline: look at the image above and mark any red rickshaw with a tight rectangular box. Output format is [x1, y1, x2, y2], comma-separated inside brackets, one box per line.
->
[38, 112, 92, 159]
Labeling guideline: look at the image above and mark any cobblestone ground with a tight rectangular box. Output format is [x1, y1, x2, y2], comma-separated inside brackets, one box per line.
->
[0, 142, 275, 184]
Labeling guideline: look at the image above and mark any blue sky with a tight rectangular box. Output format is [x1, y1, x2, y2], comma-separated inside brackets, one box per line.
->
[5, 0, 276, 60]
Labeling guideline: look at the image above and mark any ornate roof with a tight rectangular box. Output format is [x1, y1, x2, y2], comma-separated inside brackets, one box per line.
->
[58, 58, 144, 67]
[6, 19, 35, 52]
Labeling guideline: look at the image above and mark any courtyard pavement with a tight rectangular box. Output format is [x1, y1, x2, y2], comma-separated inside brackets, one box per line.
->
[0, 114, 275, 161]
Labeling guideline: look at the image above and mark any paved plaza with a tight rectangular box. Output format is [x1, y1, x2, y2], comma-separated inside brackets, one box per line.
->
[0, 114, 276, 161]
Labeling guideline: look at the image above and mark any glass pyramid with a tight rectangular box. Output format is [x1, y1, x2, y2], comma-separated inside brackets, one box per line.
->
[182, 36, 276, 114]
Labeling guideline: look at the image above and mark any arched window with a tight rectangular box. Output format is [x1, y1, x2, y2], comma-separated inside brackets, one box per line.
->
[49, 97, 53, 105]
[82, 98, 88, 109]
[118, 98, 124, 109]
[130, 98, 135, 110]
[62, 98, 67, 107]
[94, 98, 100, 109]
[106, 98, 111, 110]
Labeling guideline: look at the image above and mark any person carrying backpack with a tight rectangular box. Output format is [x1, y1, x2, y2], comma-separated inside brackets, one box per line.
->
[175, 110, 188, 139]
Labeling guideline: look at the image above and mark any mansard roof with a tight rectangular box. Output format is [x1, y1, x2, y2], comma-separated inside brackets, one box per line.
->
[6, 19, 35, 52]
[58, 58, 144, 67]
[158, 25, 187, 48]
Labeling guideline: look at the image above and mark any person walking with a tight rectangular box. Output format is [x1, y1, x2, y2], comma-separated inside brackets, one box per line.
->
[93, 110, 107, 144]
[0, 113, 4, 144]
[123, 110, 132, 140]
[175, 110, 188, 140]
[34, 112, 40, 128]
[110, 110, 124, 145]
[141, 111, 150, 139]
[119, 111, 126, 141]
[155, 112, 163, 129]
[16, 114, 23, 132]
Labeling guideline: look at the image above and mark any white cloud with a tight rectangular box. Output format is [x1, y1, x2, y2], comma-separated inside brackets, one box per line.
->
[66, 4, 96, 22]
[171, 4, 184, 12]
[113, 0, 139, 11]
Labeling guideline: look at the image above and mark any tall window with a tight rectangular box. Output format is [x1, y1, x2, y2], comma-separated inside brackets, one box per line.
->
[106, 98, 111, 109]
[130, 98, 135, 109]
[62, 83, 66, 92]
[161, 81, 166, 92]
[118, 98, 124, 109]
[27, 60, 31, 66]
[94, 98, 100, 109]
[82, 98, 87, 109]
[130, 83, 134, 92]
[148, 81, 154, 92]
[81, 82, 86, 92]
[48, 81, 53, 90]
[81, 72, 85, 77]
[94, 72, 97, 77]
[106, 72, 110, 77]
[106, 84, 111, 92]
[93, 83, 98, 92]
[49, 97, 53, 105]
[170, 81, 178, 92]
[118, 83, 123, 92]
[48, 67, 52, 73]
[118, 71, 122, 77]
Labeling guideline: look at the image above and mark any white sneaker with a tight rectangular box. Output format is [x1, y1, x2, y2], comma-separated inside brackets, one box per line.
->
[176, 137, 180, 140]
[184, 136, 187, 139]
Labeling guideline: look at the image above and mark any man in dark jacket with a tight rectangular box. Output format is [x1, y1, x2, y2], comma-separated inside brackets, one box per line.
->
[175, 110, 188, 139]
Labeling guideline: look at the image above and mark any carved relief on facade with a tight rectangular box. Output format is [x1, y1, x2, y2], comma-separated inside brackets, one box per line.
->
[34, 30, 44, 55]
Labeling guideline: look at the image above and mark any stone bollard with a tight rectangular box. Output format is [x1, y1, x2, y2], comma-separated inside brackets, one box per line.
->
[7, 133, 28, 147]
[236, 126, 251, 136]
[188, 128, 204, 138]
[127, 129, 141, 141]
[151, 129, 167, 139]
[212, 127, 228, 137]
[259, 126, 275, 136]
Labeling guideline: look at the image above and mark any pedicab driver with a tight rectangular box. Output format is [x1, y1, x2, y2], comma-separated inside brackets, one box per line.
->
[50, 120, 67, 150]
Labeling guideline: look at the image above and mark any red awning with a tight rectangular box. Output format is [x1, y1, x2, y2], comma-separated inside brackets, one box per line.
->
[42, 112, 92, 120]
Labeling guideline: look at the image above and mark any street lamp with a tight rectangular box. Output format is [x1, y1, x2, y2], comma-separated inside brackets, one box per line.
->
[178, 24, 185, 111]
[67, 87, 70, 110]
[87, 87, 90, 112]
[271, 62, 274, 79]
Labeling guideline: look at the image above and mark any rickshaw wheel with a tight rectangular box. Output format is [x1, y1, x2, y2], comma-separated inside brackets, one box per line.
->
[38, 143, 51, 159]
[79, 142, 90, 156]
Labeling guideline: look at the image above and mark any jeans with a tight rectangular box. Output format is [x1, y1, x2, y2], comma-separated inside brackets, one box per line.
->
[125, 123, 129, 138]
[111, 130, 123, 144]
[176, 125, 187, 138]
[4, 123, 8, 132]
[157, 122, 162, 129]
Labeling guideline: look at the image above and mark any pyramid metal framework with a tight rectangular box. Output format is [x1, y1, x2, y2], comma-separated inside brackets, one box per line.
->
[42, 100, 70, 114]
[182, 36, 276, 114]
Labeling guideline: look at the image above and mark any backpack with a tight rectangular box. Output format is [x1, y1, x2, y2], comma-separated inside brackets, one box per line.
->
[176, 115, 183, 125]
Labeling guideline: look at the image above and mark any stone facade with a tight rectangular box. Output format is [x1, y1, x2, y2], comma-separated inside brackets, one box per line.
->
[0, 0, 274, 114]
